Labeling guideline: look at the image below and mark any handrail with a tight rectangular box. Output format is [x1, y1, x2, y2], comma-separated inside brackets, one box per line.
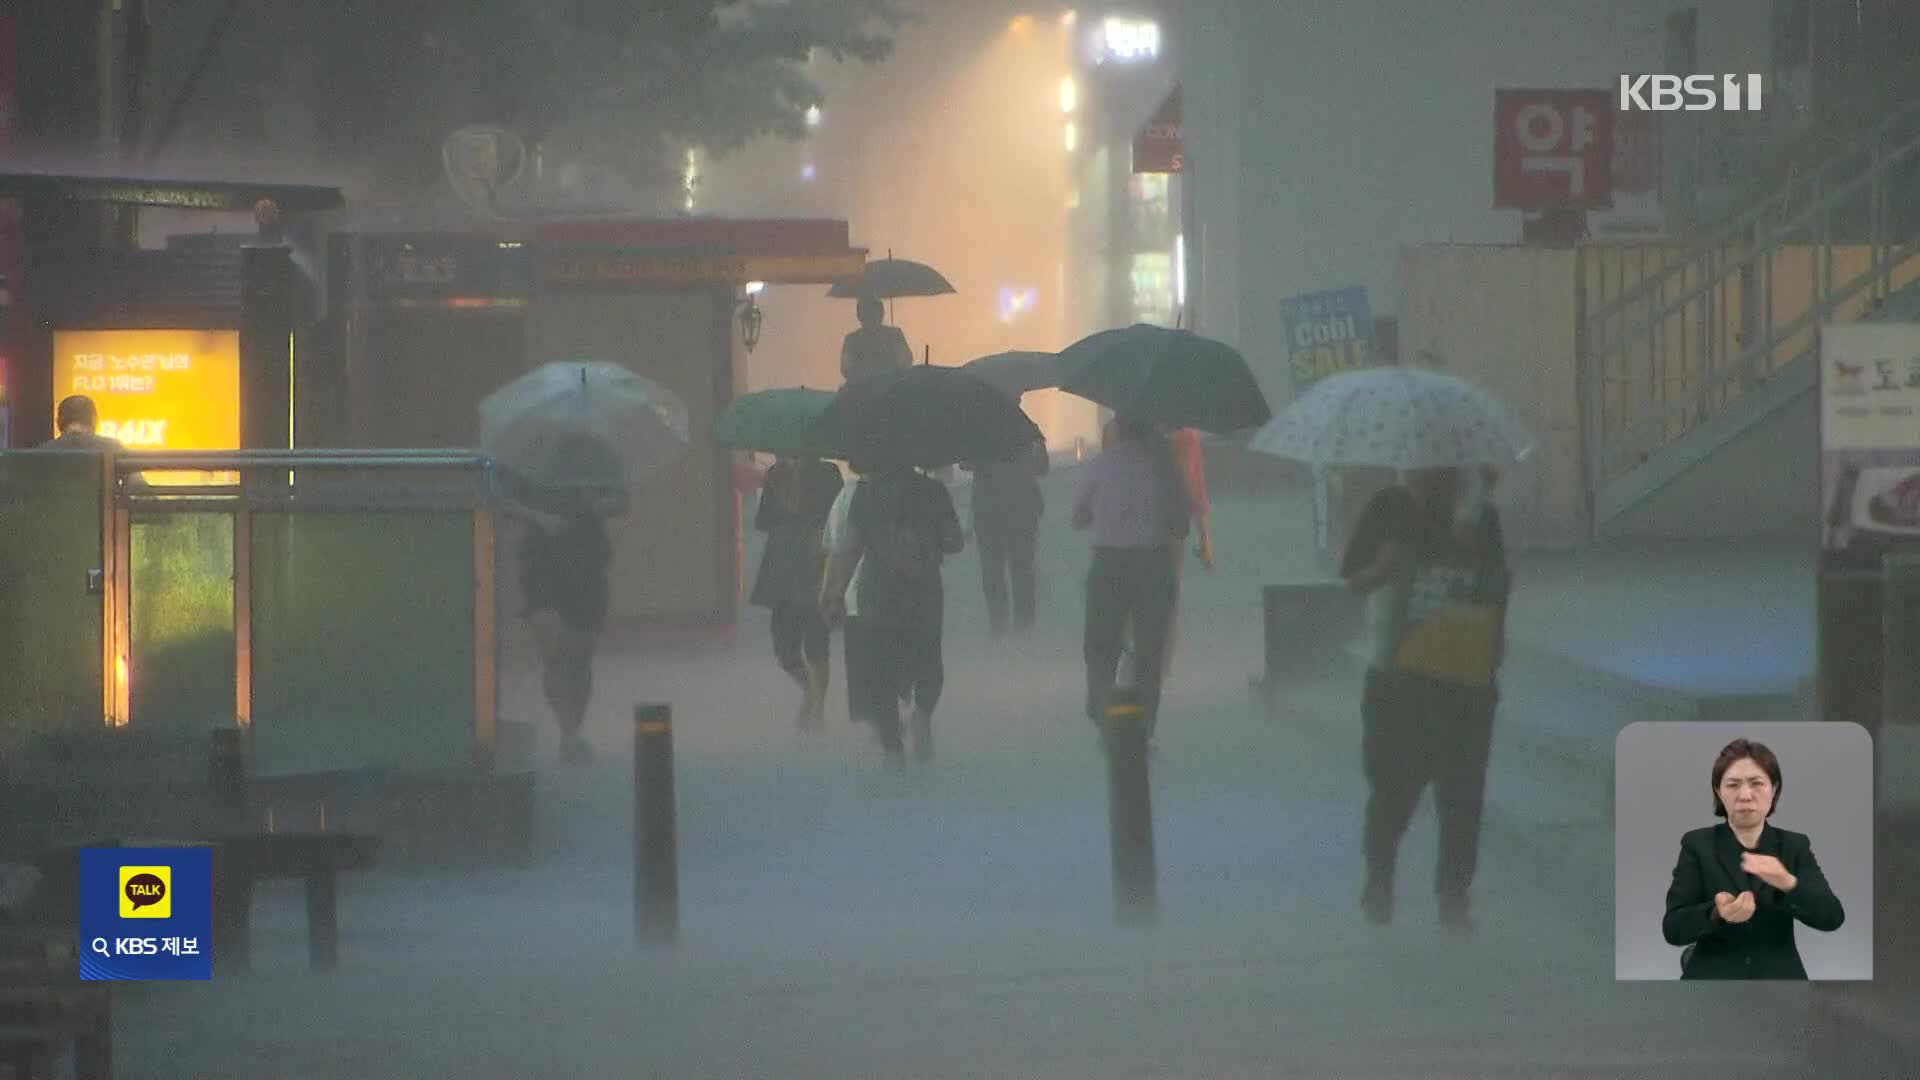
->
[1589, 135, 1920, 359]
[1583, 96, 1920, 511]
[1585, 99, 1920, 329]
[1600, 233, 1920, 471]
[113, 450, 495, 473]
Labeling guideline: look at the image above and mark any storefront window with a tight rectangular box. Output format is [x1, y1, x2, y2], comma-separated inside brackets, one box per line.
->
[1130, 252, 1175, 326]
[1128, 173, 1172, 246]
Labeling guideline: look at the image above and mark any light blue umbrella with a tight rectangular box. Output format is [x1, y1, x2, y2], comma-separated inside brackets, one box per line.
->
[479, 360, 690, 489]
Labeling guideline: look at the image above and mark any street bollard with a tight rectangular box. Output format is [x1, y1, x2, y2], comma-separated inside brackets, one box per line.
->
[208, 728, 247, 824]
[1104, 687, 1158, 924]
[634, 703, 680, 945]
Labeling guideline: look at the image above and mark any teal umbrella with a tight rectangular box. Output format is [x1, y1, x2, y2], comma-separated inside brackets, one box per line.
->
[711, 387, 840, 459]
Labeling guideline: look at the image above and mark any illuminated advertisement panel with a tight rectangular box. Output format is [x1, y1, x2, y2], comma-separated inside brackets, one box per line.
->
[53, 329, 242, 484]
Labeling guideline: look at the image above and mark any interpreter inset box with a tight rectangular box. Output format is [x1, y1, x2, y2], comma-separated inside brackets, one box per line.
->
[1614, 721, 1873, 981]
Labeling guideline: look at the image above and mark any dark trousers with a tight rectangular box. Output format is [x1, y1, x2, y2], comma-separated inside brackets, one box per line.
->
[530, 611, 597, 739]
[770, 603, 829, 678]
[1360, 667, 1497, 899]
[1084, 546, 1177, 736]
[977, 516, 1039, 630]
[846, 617, 944, 753]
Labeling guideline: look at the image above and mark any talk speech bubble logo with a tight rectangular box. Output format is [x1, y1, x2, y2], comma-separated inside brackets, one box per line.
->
[119, 866, 172, 919]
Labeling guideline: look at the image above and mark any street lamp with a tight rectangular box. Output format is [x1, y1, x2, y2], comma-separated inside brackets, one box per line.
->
[738, 281, 766, 353]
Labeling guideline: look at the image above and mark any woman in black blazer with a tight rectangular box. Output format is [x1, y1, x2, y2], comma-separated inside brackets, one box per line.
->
[1662, 738, 1845, 980]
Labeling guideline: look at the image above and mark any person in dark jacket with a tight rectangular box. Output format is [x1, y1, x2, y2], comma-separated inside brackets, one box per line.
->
[962, 436, 1047, 634]
[750, 455, 844, 731]
[839, 297, 914, 384]
[820, 460, 964, 767]
[1662, 738, 1845, 979]
[1341, 466, 1510, 931]
[513, 487, 615, 764]
[41, 395, 123, 450]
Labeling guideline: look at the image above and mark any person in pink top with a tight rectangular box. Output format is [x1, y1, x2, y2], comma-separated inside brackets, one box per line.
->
[1162, 426, 1214, 676]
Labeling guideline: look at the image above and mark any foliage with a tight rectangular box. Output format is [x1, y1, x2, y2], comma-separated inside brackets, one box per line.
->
[151, 0, 912, 198]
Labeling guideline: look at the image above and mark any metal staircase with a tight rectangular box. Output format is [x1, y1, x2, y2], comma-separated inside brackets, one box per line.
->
[1581, 101, 1920, 532]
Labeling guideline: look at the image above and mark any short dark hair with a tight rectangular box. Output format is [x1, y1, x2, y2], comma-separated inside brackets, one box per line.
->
[856, 296, 885, 324]
[56, 395, 98, 430]
[1711, 738, 1783, 818]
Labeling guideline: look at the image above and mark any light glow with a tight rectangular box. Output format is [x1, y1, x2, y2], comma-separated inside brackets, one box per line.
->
[1098, 16, 1160, 62]
[1064, 121, 1077, 152]
[1175, 233, 1187, 307]
[1059, 76, 1077, 114]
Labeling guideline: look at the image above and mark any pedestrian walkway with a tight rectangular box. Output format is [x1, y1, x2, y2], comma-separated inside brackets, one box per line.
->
[110, 478, 1819, 1078]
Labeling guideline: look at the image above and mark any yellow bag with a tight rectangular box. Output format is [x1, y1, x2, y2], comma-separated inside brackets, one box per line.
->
[1391, 604, 1502, 687]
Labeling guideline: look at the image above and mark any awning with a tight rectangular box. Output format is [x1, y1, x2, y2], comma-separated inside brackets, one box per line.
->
[1132, 86, 1182, 174]
[0, 173, 345, 213]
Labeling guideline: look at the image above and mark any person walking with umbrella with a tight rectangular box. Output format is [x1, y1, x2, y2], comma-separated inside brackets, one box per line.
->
[1340, 467, 1509, 930]
[508, 477, 620, 765]
[814, 365, 1033, 767]
[750, 453, 844, 731]
[479, 360, 691, 764]
[819, 457, 964, 766]
[840, 296, 915, 385]
[1071, 415, 1191, 745]
[962, 434, 1048, 635]
[1251, 366, 1531, 932]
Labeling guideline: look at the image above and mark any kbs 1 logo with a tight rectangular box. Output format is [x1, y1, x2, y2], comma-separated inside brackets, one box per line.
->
[1618, 74, 1764, 112]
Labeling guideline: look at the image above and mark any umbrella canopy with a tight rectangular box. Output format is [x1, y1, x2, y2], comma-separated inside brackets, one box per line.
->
[819, 366, 1041, 470]
[479, 360, 690, 489]
[711, 387, 839, 459]
[1056, 324, 1271, 433]
[959, 350, 1067, 398]
[827, 258, 957, 300]
[1247, 366, 1535, 468]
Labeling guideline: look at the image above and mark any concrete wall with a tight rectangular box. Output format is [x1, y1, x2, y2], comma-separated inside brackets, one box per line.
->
[1399, 244, 1586, 547]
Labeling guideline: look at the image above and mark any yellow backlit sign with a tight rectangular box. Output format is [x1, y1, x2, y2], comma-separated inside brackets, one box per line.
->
[53, 329, 242, 484]
[53, 329, 240, 448]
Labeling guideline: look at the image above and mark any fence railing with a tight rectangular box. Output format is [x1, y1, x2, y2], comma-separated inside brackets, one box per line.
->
[0, 450, 501, 776]
[1581, 101, 1920, 502]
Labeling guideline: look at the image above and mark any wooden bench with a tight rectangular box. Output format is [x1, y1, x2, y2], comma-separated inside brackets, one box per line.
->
[34, 832, 379, 975]
[0, 924, 111, 1080]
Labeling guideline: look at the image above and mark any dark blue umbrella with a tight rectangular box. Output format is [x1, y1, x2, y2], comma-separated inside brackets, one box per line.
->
[820, 365, 1041, 470]
[1057, 324, 1272, 433]
[959, 350, 1067, 398]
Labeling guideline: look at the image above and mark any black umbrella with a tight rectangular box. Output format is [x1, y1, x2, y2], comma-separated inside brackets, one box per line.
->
[819, 366, 1041, 470]
[827, 258, 957, 300]
[959, 350, 1067, 398]
[1056, 324, 1272, 433]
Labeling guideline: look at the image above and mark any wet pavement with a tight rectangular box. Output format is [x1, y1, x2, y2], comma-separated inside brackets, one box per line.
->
[109, 478, 1824, 1078]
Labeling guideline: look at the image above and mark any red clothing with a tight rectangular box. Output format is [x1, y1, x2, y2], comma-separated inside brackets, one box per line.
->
[733, 456, 768, 493]
[1168, 427, 1209, 518]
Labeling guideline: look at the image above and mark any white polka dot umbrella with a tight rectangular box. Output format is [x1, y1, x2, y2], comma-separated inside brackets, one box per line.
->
[1247, 366, 1536, 468]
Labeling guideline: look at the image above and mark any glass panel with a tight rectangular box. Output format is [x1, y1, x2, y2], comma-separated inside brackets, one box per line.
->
[0, 452, 104, 753]
[128, 512, 235, 736]
[249, 511, 475, 775]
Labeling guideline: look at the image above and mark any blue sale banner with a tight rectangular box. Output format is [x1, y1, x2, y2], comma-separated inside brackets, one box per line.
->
[1279, 286, 1375, 392]
[78, 847, 213, 980]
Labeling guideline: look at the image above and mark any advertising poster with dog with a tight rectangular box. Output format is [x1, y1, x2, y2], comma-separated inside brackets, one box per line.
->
[1820, 322, 1920, 553]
